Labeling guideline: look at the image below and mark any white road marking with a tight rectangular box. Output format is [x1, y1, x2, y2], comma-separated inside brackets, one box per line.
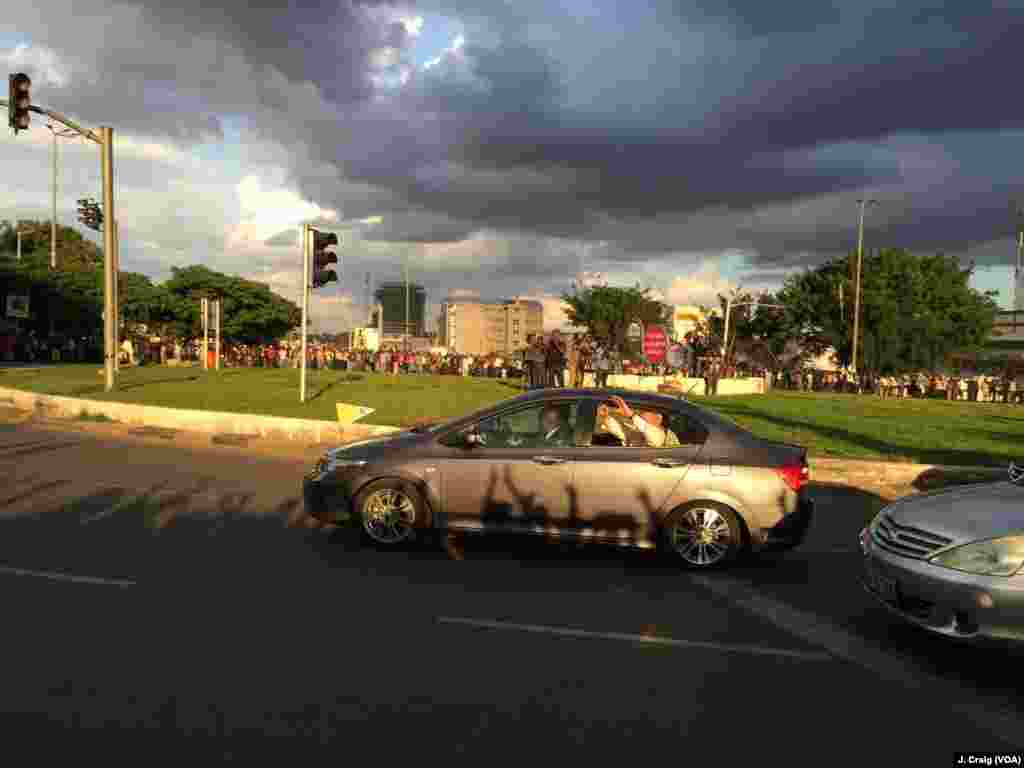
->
[0, 565, 135, 588]
[437, 616, 832, 662]
[690, 574, 1024, 747]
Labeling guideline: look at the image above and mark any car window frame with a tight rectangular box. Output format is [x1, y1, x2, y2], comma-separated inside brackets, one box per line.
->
[585, 397, 709, 450]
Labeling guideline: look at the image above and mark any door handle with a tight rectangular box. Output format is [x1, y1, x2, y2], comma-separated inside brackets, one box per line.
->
[532, 455, 567, 465]
[651, 457, 684, 468]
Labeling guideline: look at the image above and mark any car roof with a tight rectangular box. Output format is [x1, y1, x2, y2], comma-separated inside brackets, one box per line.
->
[509, 387, 689, 407]
[429, 386, 748, 439]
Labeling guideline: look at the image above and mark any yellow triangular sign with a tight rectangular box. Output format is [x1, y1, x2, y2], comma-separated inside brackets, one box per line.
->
[336, 403, 376, 425]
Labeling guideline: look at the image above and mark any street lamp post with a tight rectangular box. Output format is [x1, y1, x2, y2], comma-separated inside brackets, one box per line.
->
[852, 198, 878, 392]
[404, 254, 410, 354]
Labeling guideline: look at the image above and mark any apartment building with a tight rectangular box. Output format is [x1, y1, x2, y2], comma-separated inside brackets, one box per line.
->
[440, 298, 544, 356]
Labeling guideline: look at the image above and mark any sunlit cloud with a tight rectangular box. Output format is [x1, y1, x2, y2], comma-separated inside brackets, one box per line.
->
[230, 174, 338, 245]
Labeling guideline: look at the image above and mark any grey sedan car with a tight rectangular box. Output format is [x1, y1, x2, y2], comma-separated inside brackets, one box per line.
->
[304, 388, 813, 568]
[860, 463, 1024, 642]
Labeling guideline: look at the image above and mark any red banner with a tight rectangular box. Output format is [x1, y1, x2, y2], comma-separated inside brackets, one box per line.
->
[643, 326, 668, 361]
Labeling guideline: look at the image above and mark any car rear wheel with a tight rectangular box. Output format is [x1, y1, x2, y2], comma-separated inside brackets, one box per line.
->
[664, 501, 743, 568]
[354, 480, 424, 547]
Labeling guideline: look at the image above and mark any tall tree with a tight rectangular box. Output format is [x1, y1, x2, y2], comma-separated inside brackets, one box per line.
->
[560, 283, 669, 357]
[162, 265, 301, 345]
[779, 248, 998, 373]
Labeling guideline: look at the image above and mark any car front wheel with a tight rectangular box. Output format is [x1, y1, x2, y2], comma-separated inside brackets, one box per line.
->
[664, 501, 743, 568]
[354, 480, 424, 547]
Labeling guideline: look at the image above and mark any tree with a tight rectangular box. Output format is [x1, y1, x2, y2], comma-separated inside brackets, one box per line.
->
[0, 219, 104, 272]
[778, 248, 998, 374]
[161, 265, 301, 346]
[561, 283, 669, 358]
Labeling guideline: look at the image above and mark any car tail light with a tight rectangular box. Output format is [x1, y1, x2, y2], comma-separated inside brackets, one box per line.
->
[777, 461, 808, 493]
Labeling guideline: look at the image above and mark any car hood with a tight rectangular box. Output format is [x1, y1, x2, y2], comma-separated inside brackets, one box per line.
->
[326, 431, 423, 460]
[886, 482, 1024, 543]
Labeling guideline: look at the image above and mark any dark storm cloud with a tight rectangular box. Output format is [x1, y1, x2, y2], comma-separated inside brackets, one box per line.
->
[8, 0, 1024, 276]
[113, 0, 402, 107]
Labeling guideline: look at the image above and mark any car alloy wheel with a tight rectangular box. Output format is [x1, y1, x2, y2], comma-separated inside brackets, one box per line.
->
[362, 487, 417, 545]
[669, 505, 738, 567]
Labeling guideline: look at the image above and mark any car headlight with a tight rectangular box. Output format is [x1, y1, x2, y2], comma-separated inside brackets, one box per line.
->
[309, 457, 367, 479]
[928, 536, 1024, 577]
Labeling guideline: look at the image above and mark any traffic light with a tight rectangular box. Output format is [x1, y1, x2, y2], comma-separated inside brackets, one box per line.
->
[8, 73, 31, 134]
[311, 229, 338, 288]
[77, 198, 103, 232]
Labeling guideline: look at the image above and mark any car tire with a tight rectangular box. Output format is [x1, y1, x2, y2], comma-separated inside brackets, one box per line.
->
[353, 479, 426, 548]
[663, 501, 744, 569]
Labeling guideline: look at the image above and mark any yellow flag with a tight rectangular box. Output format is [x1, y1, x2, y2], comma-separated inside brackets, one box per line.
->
[336, 403, 376, 425]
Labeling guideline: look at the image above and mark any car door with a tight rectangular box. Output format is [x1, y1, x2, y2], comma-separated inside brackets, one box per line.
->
[438, 400, 580, 534]
[569, 400, 708, 546]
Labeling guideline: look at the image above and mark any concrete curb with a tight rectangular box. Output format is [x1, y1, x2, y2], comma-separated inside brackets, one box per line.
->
[0, 386, 401, 445]
[807, 457, 1005, 485]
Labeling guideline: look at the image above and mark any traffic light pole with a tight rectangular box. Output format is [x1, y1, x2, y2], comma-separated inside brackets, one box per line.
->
[4, 90, 117, 390]
[300, 223, 310, 403]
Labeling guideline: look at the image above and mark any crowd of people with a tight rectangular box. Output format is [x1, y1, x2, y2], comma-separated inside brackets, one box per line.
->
[9, 324, 1023, 407]
[771, 366, 1024, 403]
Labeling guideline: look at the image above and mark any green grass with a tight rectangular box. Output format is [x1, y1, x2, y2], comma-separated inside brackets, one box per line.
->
[703, 390, 1022, 467]
[0, 364, 524, 428]
[2, 365, 1022, 466]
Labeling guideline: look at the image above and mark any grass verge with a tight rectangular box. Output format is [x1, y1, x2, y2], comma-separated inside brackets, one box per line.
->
[3, 366, 1022, 466]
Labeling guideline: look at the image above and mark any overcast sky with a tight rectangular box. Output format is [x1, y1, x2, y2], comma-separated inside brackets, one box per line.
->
[2, 1, 1022, 333]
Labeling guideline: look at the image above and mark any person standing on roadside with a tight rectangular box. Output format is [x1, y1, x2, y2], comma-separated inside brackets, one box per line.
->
[593, 342, 609, 388]
[530, 335, 547, 389]
[546, 331, 566, 388]
[566, 335, 579, 389]
[576, 335, 592, 387]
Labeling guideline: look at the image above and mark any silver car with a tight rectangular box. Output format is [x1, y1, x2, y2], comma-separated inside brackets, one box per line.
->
[305, 388, 814, 568]
[860, 463, 1024, 642]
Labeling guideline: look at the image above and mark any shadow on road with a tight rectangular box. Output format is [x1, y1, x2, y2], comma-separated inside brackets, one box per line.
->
[1, 472, 1021, 724]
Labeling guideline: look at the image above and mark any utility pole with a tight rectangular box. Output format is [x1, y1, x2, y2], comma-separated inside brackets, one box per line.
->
[51, 129, 57, 270]
[100, 126, 116, 392]
[1014, 203, 1024, 312]
[300, 223, 310, 403]
[852, 198, 877, 392]
[404, 255, 410, 354]
[215, 299, 221, 370]
[46, 123, 82, 270]
[16, 228, 21, 262]
[721, 296, 732, 361]
[204, 296, 212, 370]
[113, 219, 120, 370]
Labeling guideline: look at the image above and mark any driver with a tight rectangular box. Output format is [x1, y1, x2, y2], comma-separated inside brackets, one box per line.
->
[539, 406, 573, 446]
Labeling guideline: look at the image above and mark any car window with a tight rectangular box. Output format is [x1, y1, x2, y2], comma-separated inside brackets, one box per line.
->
[445, 401, 580, 448]
[589, 400, 708, 448]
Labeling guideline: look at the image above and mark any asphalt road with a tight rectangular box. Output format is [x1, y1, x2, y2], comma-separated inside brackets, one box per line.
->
[1, 414, 1022, 764]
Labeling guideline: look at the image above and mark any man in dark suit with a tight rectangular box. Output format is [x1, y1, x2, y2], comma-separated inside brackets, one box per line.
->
[538, 406, 573, 446]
